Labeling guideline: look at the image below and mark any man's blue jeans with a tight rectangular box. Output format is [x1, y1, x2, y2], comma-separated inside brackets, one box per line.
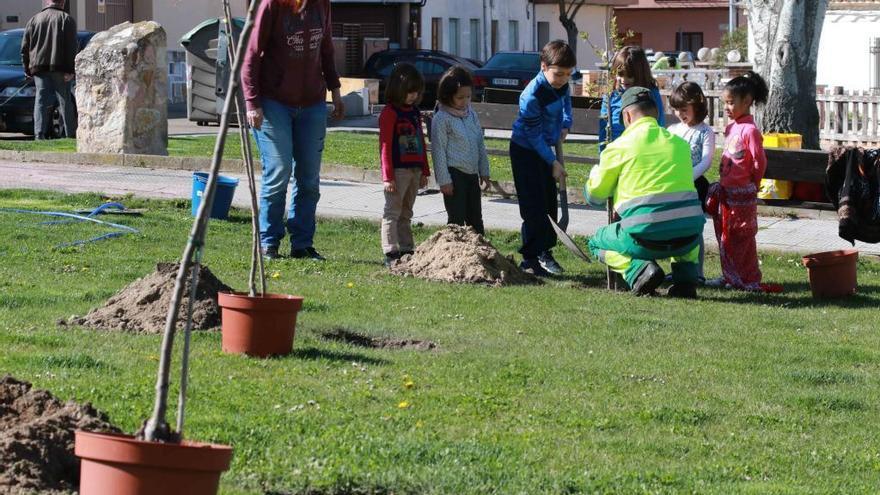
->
[253, 98, 327, 250]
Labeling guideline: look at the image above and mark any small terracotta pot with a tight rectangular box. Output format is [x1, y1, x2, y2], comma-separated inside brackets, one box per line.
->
[75, 430, 232, 495]
[802, 249, 858, 298]
[218, 292, 304, 357]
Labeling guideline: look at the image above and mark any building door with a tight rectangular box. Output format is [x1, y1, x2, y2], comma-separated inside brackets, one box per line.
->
[85, 0, 133, 32]
[675, 32, 703, 54]
[537, 22, 549, 50]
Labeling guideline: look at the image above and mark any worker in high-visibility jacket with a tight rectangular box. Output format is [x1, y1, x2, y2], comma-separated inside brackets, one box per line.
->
[585, 86, 706, 297]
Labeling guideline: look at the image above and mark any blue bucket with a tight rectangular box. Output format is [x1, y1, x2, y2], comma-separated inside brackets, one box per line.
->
[191, 172, 239, 220]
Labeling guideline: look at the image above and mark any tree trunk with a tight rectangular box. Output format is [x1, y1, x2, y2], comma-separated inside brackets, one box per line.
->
[747, 0, 829, 150]
[557, 0, 586, 55]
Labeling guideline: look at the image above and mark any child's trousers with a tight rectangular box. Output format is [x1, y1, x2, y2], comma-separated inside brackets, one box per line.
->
[443, 167, 485, 235]
[707, 183, 762, 290]
[382, 168, 422, 255]
[510, 141, 558, 259]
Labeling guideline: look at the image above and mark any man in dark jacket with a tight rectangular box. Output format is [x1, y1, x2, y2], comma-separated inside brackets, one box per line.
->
[21, 0, 77, 139]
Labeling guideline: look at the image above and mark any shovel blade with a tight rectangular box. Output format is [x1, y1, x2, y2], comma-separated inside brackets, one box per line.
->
[547, 214, 591, 263]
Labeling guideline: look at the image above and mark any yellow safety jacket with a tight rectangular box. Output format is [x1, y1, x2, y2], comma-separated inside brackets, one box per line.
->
[585, 116, 705, 239]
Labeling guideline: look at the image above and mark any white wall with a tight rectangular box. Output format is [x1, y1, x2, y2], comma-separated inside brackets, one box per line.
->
[420, 0, 532, 62]
[534, 4, 610, 71]
[816, 10, 880, 91]
[0, 0, 60, 29]
[152, 0, 247, 54]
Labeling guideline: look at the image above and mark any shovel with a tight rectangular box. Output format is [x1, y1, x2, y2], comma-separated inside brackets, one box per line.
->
[555, 140, 569, 231]
[548, 214, 591, 263]
[548, 141, 590, 263]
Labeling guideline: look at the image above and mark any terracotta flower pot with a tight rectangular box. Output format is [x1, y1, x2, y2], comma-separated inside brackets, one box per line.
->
[802, 249, 858, 298]
[217, 292, 304, 357]
[75, 430, 232, 495]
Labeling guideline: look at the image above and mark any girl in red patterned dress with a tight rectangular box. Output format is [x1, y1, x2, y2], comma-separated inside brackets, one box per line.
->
[706, 71, 769, 291]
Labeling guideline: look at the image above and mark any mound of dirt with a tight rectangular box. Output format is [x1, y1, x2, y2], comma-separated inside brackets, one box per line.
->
[0, 375, 120, 494]
[391, 225, 539, 286]
[64, 262, 231, 333]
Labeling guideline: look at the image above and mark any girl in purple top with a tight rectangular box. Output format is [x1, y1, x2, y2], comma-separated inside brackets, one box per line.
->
[241, 0, 344, 261]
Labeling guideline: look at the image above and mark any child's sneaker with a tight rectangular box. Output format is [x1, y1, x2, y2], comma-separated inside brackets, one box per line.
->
[384, 252, 401, 268]
[537, 251, 564, 275]
[260, 246, 281, 260]
[704, 277, 728, 288]
[519, 258, 551, 277]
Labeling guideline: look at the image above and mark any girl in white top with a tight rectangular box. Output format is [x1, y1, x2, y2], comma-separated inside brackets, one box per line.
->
[667, 81, 716, 281]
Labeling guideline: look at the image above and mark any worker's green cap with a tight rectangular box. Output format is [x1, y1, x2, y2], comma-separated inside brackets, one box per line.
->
[620, 86, 655, 111]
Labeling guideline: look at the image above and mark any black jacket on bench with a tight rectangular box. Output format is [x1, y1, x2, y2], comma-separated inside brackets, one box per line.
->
[826, 146, 880, 244]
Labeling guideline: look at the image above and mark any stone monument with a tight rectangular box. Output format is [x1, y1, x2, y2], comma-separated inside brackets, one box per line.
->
[75, 21, 168, 155]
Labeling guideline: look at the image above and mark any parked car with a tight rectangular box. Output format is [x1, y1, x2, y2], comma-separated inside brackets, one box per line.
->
[0, 28, 95, 137]
[472, 51, 584, 101]
[472, 51, 541, 100]
[363, 49, 481, 109]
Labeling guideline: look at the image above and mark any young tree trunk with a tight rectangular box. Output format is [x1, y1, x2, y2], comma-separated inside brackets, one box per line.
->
[557, 0, 586, 55]
[747, 0, 829, 150]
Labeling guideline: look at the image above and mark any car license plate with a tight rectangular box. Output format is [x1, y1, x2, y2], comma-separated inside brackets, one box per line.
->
[492, 78, 519, 86]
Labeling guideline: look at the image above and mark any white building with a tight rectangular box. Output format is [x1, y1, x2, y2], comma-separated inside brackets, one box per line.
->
[745, 0, 880, 92]
[420, 0, 632, 68]
[420, 0, 533, 62]
[0, 0, 247, 52]
[816, 0, 880, 91]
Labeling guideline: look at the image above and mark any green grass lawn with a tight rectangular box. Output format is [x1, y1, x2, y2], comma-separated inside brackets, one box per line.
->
[0, 131, 723, 190]
[1, 190, 880, 494]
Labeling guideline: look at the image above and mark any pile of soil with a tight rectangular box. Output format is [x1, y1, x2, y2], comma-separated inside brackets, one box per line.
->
[0, 375, 120, 494]
[391, 225, 538, 286]
[64, 263, 231, 333]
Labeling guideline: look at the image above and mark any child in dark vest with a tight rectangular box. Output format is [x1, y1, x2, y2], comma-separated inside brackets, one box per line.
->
[379, 63, 430, 267]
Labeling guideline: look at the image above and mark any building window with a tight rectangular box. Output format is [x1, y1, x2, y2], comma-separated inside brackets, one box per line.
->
[537, 22, 550, 50]
[432, 18, 442, 51]
[470, 19, 481, 60]
[509, 20, 519, 51]
[449, 18, 460, 55]
[491, 20, 498, 55]
[675, 32, 703, 54]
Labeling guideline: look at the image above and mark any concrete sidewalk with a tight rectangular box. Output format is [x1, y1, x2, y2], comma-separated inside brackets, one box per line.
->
[2, 159, 877, 256]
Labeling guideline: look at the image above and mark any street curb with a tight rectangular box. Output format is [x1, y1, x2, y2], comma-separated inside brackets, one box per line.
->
[0, 149, 837, 220]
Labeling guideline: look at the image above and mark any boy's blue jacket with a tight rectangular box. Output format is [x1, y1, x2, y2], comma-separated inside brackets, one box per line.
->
[599, 86, 665, 151]
[511, 71, 572, 166]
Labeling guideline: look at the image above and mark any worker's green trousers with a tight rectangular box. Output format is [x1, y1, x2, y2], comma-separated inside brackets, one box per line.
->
[588, 222, 701, 288]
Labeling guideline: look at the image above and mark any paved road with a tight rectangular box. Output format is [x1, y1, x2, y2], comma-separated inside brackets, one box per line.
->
[3, 160, 876, 256]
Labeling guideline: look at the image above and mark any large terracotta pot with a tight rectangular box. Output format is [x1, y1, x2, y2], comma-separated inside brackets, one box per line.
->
[802, 249, 858, 298]
[75, 431, 233, 495]
[218, 292, 304, 357]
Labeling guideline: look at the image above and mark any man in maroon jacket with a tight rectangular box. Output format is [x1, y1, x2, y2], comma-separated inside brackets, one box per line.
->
[241, 0, 344, 261]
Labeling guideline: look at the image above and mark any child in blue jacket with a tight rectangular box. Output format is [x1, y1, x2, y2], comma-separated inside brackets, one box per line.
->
[509, 40, 576, 276]
[599, 46, 665, 152]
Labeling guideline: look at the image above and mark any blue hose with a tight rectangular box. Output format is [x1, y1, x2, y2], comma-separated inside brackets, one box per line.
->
[0, 204, 140, 248]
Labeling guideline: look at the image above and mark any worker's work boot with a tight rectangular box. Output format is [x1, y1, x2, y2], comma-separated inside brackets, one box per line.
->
[667, 282, 697, 299]
[630, 262, 664, 296]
